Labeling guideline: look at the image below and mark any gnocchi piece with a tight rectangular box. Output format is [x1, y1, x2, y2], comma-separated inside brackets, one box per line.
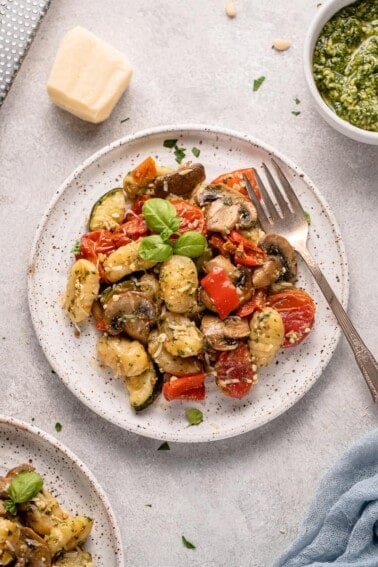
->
[159, 255, 198, 314]
[97, 335, 149, 377]
[46, 515, 93, 555]
[102, 239, 157, 282]
[20, 490, 67, 535]
[160, 312, 203, 357]
[64, 259, 100, 325]
[54, 551, 93, 566]
[148, 330, 203, 376]
[249, 307, 284, 367]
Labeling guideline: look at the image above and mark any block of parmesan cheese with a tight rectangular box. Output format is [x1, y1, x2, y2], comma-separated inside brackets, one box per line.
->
[47, 26, 133, 123]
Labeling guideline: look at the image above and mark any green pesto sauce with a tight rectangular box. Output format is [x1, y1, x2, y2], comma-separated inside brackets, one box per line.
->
[313, 0, 378, 132]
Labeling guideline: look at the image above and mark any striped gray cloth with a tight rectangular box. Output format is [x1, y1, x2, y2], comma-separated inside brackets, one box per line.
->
[0, 0, 51, 105]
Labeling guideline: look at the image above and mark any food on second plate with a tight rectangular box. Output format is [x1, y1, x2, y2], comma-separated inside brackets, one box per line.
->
[47, 26, 133, 124]
[313, 0, 378, 132]
[64, 154, 316, 409]
[0, 464, 93, 566]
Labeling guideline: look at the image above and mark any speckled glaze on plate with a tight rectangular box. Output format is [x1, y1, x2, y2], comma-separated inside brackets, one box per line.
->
[28, 125, 349, 442]
[0, 415, 123, 565]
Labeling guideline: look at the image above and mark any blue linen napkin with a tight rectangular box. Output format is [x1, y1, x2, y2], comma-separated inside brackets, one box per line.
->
[275, 428, 378, 566]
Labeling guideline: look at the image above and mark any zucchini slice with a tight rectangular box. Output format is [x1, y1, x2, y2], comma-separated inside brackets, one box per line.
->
[88, 188, 126, 231]
[125, 364, 162, 412]
[100, 279, 137, 307]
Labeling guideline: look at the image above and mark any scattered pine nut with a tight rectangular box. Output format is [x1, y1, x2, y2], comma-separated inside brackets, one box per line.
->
[272, 38, 291, 51]
[225, 1, 237, 18]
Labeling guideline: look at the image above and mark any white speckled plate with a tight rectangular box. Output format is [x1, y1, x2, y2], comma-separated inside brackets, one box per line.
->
[0, 415, 123, 564]
[28, 125, 349, 442]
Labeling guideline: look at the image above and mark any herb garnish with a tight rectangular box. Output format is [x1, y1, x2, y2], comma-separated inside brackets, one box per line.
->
[253, 76, 266, 91]
[185, 408, 203, 426]
[182, 535, 196, 549]
[70, 240, 81, 255]
[291, 111, 301, 116]
[138, 199, 207, 262]
[294, 97, 301, 105]
[55, 422, 62, 432]
[163, 139, 178, 148]
[158, 442, 170, 451]
[174, 146, 186, 164]
[191, 147, 201, 158]
[304, 211, 311, 225]
[4, 471, 43, 515]
[120, 117, 130, 123]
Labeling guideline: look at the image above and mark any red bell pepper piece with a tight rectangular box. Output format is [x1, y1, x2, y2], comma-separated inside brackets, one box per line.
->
[236, 290, 267, 318]
[163, 373, 207, 401]
[201, 268, 240, 319]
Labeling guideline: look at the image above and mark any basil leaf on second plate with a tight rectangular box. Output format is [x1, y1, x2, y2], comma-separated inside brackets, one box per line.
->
[138, 235, 173, 262]
[173, 232, 207, 258]
[142, 198, 179, 235]
[8, 471, 43, 503]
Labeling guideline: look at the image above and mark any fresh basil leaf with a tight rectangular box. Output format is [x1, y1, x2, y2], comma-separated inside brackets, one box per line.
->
[139, 236, 173, 262]
[8, 471, 43, 503]
[174, 146, 186, 164]
[163, 139, 178, 148]
[182, 535, 196, 549]
[185, 407, 203, 426]
[4, 499, 17, 515]
[158, 442, 170, 451]
[253, 76, 265, 91]
[173, 232, 207, 258]
[142, 198, 179, 235]
[191, 147, 200, 158]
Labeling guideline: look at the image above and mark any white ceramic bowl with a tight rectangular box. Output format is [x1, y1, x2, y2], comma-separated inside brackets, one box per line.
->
[304, 0, 378, 145]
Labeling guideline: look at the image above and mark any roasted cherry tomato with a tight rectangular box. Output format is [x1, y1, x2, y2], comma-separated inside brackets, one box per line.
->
[268, 289, 315, 347]
[215, 344, 256, 399]
[113, 217, 148, 241]
[78, 230, 117, 264]
[211, 168, 262, 200]
[236, 290, 267, 318]
[131, 195, 151, 215]
[163, 373, 207, 401]
[169, 199, 206, 234]
[229, 231, 266, 267]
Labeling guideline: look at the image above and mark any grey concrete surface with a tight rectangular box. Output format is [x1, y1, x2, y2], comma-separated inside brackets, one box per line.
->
[0, 1, 377, 566]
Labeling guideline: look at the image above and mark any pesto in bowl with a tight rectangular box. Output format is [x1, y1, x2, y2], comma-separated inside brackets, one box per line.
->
[313, 0, 378, 132]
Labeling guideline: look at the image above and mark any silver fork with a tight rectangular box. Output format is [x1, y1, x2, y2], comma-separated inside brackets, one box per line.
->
[244, 161, 378, 404]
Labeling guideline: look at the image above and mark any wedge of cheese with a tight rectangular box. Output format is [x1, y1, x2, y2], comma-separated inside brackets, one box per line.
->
[47, 26, 133, 123]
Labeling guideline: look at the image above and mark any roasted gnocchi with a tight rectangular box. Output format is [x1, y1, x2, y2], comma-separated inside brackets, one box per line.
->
[64, 156, 315, 408]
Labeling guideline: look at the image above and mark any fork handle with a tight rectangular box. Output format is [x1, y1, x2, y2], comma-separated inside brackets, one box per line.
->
[297, 246, 378, 404]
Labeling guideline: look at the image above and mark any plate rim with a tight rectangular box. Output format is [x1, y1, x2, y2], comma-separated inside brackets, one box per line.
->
[0, 414, 124, 565]
[28, 124, 349, 442]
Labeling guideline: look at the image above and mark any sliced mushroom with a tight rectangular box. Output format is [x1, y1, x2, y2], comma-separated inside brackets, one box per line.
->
[153, 163, 206, 198]
[201, 315, 249, 351]
[103, 291, 157, 343]
[0, 463, 35, 498]
[203, 255, 236, 277]
[252, 255, 283, 288]
[261, 233, 297, 283]
[21, 527, 52, 567]
[148, 330, 203, 375]
[194, 184, 257, 233]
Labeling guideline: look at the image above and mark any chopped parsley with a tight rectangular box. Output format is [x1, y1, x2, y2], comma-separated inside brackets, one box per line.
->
[291, 111, 301, 116]
[70, 240, 81, 255]
[120, 117, 130, 123]
[163, 139, 178, 148]
[253, 76, 266, 92]
[182, 535, 196, 549]
[185, 408, 203, 426]
[191, 147, 201, 158]
[54, 422, 62, 432]
[158, 441, 170, 451]
[174, 146, 186, 164]
[294, 97, 301, 105]
[304, 211, 311, 225]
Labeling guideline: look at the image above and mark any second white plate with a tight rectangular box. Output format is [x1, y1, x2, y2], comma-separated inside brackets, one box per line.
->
[28, 125, 348, 442]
